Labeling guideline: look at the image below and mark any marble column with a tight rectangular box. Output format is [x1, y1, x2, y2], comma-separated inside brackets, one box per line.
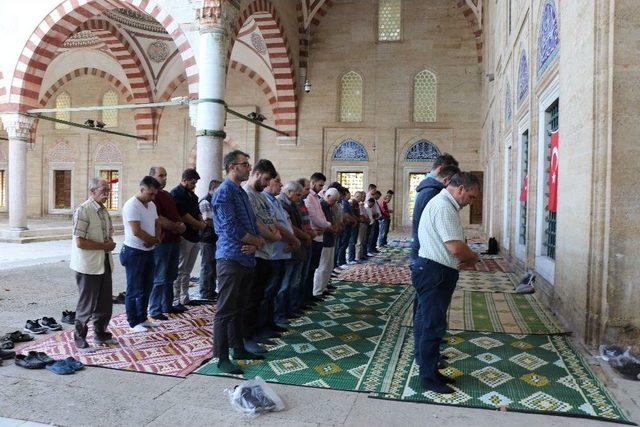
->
[1, 113, 35, 230]
[194, 2, 237, 199]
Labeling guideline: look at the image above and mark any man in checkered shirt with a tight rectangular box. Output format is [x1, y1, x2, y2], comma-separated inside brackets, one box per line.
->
[412, 172, 480, 394]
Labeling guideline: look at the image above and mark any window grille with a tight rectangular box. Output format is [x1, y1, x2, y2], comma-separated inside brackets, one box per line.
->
[55, 92, 71, 129]
[102, 91, 119, 128]
[378, 0, 401, 41]
[100, 169, 120, 211]
[413, 70, 437, 123]
[340, 71, 363, 122]
[337, 172, 365, 194]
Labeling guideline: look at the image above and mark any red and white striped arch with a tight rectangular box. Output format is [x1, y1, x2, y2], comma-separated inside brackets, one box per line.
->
[8, 0, 198, 115]
[457, 0, 483, 63]
[0, 71, 6, 105]
[230, 0, 297, 138]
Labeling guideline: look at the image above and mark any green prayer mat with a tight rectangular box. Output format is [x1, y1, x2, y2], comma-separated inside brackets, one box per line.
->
[321, 281, 407, 315]
[365, 329, 634, 425]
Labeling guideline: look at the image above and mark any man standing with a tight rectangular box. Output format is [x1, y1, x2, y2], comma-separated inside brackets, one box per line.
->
[199, 179, 222, 301]
[171, 169, 206, 308]
[70, 178, 117, 352]
[212, 150, 265, 374]
[149, 166, 186, 320]
[367, 190, 382, 255]
[377, 190, 394, 247]
[348, 191, 366, 264]
[295, 178, 317, 308]
[412, 172, 480, 394]
[121, 176, 162, 332]
[304, 173, 331, 302]
[313, 188, 340, 297]
[410, 154, 460, 265]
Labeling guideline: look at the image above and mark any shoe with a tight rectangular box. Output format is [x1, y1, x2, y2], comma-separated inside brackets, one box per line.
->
[175, 304, 189, 312]
[311, 296, 324, 303]
[287, 313, 302, 320]
[130, 324, 148, 333]
[420, 379, 455, 394]
[339, 264, 349, 269]
[0, 337, 14, 350]
[150, 314, 169, 321]
[46, 360, 75, 375]
[232, 349, 265, 360]
[0, 348, 15, 360]
[256, 329, 280, 339]
[244, 340, 267, 354]
[347, 261, 357, 265]
[24, 320, 47, 334]
[15, 354, 46, 369]
[167, 306, 186, 314]
[141, 320, 159, 328]
[95, 338, 118, 346]
[437, 359, 449, 369]
[217, 359, 243, 375]
[62, 357, 84, 371]
[332, 268, 342, 274]
[269, 324, 288, 333]
[40, 317, 62, 331]
[27, 351, 55, 365]
[112, 292, 126, 304]
[61, 310, 76, 325]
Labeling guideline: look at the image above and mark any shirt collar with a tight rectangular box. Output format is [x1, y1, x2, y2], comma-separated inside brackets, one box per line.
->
[441, 188, 461, 211]
[88, 198, 104, 212]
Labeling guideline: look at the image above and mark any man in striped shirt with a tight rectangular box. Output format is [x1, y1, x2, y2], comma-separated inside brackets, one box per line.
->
[413, 172, 480, 394]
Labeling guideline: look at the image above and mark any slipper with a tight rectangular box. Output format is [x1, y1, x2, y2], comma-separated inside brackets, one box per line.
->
[5, 331, 33, 343]
[15, 354, 46, 369]
[46, 360, 75, 375]
[62, 357, 84, 371]
[0, 338, 14, 350]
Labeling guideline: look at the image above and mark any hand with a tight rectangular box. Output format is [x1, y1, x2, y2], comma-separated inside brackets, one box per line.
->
[241, 245, 257, 255]
[104, 240, 117, 252]
[283, 245, 292, 253]
[256, 237, 267, 248]
[291, 238, 301, 251]
[176, 222, 187, 234]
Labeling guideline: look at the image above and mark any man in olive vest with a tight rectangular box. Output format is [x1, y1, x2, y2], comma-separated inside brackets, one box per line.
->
[70, 177, 118, 352]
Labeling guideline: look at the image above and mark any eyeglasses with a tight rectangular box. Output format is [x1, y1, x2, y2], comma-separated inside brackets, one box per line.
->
[232, 161, 251, 167]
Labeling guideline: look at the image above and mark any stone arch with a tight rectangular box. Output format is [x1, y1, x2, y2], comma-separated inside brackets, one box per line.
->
[95, 141, 123, 164]
[0, 71, 6, 105]
[536, 0, 560, 78]
[231, 0, 297, 137]
[229, 60, 278, 108]
[404, 139, 441, 162]
[8, 0, 197, 113]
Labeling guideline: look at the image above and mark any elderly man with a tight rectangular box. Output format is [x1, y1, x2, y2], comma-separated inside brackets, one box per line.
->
[313, 187, 340, 297]
[198, 179, 222, 301]
[410, 154, 460, 266]
[120, 176, 162, 332]
[70, 177, 117, 352]
[304, 173, 331, 302]
[148, 166, 186, 320]
[348, 191, 366, 264]
[171, 169, 207, 308]
[212, 150, 265, 374]
[413, 172, 480, 394]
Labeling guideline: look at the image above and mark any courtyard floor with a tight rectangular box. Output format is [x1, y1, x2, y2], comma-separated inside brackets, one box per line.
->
[0, 237, 638, 427]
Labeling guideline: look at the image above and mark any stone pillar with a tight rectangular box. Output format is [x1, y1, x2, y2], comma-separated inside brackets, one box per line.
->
[194, 1, 238, 199]
[1, 113, 35, 230]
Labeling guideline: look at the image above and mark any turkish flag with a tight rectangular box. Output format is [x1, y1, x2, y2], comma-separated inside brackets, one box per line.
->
[519, 173, 528, 202]
[547, 131, 559, 213]
[109, 178, 119, 184]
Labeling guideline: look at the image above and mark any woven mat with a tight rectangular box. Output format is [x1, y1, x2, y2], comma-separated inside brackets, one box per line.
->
[337, 264, 412, 285]
[20, 305, 215, 377]
[461, 258, 513, 273]
[364, 328, 634, 425]
[456, 271, 519, 293]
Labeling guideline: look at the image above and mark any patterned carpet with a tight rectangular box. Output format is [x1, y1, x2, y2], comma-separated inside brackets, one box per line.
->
[365, 329, 633, 425]
[20, 305, 215, 377]
[337, 264, 412, 285]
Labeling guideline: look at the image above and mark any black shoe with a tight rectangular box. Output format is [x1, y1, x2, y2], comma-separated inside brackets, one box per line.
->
[437, 359, 449, 369]
[61, 310, 75, 325]
[14, 354, 46, 369]
[0, 348, 15, 360]
[150, 314, 169, 321]
[421, 379, 455, 394]
[287, 313, 302, 320]
[28, 351, 55, 365]
[112, 292, 126, 304]
[232, 349, 265, 360]
[217, 359, 243, 375]
[327, 285, 336, 290]
[40, 317, 62, 331]
[311, 296, 324, 303]
[176, 304, 189, 312]
[168, 305, 186, 314]
[24, 320, 47, 334]
[269, 324, 288, 333]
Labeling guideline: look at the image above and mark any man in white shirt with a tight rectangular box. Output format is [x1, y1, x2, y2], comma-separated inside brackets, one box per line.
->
[120, 176, 162, 332]
[412, 172, 480, 394]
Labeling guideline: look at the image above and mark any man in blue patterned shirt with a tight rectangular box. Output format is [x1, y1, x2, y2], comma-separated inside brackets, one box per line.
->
[211, 150, 265, 374]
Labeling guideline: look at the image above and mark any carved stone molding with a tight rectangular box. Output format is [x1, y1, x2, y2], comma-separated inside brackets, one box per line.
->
[197, 0, 239, 34]
[1, 114, 35, 142]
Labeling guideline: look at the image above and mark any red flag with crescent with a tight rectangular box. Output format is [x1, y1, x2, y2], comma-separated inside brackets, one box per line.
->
[519, 173, 528, 202]
[547, 131, 559, 213]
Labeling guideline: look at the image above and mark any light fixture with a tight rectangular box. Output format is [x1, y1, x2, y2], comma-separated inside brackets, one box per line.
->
[304, 79, 312, 93]
[486, 73, 495, 82]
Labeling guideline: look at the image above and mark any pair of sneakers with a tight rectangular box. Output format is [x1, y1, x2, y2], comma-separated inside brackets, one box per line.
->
[24, 317, 62, 334]
[130, 319, 159, 333]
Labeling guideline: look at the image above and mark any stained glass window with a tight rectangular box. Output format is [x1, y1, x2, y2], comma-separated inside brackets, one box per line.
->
[55, 92, 71, 129]
[405, 140, 440, 162]
[537, 0, 560, 78]
[413, 70, 437, 122]
[340, 71, 363, 122]
[517, 50, 529, 105]
[378, 0, 401, 41]
[102, 90, 119, 128]
[100, 169, 119, 211]
[337, 171, 364, 193]
[332, 139, 369, 161]
[407, 172, 423, 221]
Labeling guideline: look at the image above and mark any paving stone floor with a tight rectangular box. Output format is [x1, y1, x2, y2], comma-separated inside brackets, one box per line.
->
[0, 239, 638, 426]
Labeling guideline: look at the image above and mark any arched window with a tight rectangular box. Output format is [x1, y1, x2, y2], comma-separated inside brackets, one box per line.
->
[102, 90, 119, 128]
[378, 0, 401, 41]
[537, 0, 560, 77]
[517, 50, 529, 105]
[332, 139, 369, 161]
[340, 71, 363, 122]
[405, 139, 441, 162]
[55, 92, 71, 130]
[413, 70, 437, 122]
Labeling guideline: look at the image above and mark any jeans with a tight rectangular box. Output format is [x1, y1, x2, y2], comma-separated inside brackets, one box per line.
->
[348, 226, 359, 262]
[411, 257, 459, 382]
[120, 245, 155, 327]
[149, 241, 179, 316]
[275, 259, 302, 323]
[260, 259, 286, 328]
[199, 242, 217, 299]
[336, 229, 351, 266]
[378, 218, 390, 246]
[367, 220, 380, 253]
[173, 237, 200, 306]
[214, 260, 253, 359]
[299, 245, 314, 306]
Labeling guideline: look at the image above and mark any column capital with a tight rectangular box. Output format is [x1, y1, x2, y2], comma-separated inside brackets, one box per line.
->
[196, 0, 239, 34]
[1, 113, 35, 142]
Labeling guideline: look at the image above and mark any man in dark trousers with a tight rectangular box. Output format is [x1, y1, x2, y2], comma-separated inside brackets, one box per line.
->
[198, 179, 221, 301]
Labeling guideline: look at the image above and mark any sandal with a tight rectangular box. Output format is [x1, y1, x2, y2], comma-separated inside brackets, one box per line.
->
[4, 331, 34, 343]
[0, 337, 14, 350]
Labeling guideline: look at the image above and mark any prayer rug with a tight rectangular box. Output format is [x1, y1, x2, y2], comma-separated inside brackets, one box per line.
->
[461, 258, 513, 273]
[337, 264, 412, 285]
[365, 329, 634, 425]
[19, 305, 215, 377]
[366, 247, 410, 267]
[321, 281, 408, 315]
[195, 284, 415, 391]
[456, 271, 519, 293]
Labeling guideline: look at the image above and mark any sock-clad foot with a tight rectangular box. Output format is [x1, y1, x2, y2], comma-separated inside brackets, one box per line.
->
[420, 379, 455, 394]
[217, 358, 244, 375]
[244, 339, 267, 354]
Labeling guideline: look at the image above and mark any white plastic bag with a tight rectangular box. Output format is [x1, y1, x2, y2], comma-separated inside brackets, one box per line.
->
[600, 345, 640, 381]
[225, 376, 286, 417]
